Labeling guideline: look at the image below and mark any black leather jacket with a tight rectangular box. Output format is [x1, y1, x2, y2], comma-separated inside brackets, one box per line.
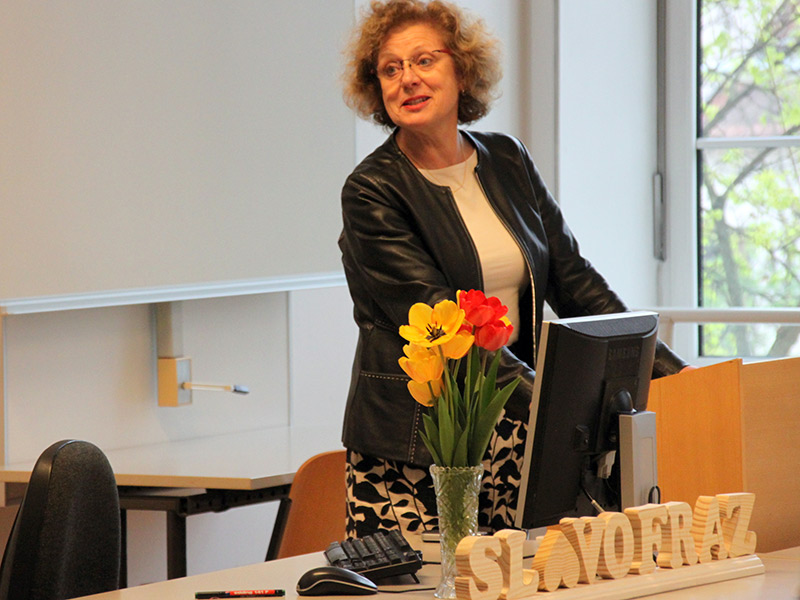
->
[338, 130, 686, 466]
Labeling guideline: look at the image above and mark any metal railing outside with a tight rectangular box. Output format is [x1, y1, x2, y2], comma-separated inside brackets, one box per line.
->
[650, 307, 800, 349]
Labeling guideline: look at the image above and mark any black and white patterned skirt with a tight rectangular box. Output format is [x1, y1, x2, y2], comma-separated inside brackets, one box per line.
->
[345, 411, 527, 537]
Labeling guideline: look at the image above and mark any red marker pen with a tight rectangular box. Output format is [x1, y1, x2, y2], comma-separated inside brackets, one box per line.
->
[195, 590, 285, 599]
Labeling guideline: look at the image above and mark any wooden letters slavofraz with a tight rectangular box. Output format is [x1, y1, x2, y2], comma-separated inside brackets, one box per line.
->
[453, 492, 757, 599]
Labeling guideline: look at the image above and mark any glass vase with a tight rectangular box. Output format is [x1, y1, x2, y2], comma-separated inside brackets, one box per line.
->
[430, 464, 482, 599]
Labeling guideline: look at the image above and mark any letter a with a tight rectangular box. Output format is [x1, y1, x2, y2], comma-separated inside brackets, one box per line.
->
[692, 495, 728, 563]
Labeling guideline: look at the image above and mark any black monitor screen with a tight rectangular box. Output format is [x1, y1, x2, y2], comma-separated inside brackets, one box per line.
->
[514, 311, 658, 530]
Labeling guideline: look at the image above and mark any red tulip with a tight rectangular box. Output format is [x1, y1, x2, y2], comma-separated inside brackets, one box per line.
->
[458, 289, 508, 327]
[474, 318, 514, 351]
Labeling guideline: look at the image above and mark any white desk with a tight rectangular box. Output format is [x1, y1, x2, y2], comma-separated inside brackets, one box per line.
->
[74, 547, 800, 600]
[0, 425, 342, 582]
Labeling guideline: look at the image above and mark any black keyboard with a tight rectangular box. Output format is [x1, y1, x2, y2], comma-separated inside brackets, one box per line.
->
[324, 530, 423, 582]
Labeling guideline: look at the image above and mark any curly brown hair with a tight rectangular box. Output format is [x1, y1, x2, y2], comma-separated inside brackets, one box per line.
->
[342, 0, 502, 129]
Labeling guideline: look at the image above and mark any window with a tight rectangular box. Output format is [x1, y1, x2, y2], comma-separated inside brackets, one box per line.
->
[696, 0, 800, 357]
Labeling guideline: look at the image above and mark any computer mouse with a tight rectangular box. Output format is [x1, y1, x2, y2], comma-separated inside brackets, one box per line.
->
[296, 565, 378, 596]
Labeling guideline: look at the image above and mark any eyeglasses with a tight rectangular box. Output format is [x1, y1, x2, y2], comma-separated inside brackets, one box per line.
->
[375, 49, 452, 82]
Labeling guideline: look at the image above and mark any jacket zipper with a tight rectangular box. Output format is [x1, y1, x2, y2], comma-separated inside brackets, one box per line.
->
[442, 185, 485, 291]
[471, 167, 537, 365]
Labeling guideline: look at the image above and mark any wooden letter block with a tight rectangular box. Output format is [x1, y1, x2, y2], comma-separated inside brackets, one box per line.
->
[692, 495, 729, 563]
[494, 530, 538, 600]
[597, 512, 634, 579]
[717, 493, 757, 557]
[657, 501, 698, 568]
[531, 527, 580, 592]
[624, 504, 669, 575]
[455, 536, 503, 600]
[560, 516, 605, 584]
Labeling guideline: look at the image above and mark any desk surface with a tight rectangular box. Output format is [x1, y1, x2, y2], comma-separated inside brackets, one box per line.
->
[0, 425, 342, 490]
[74, 547, 800, 600]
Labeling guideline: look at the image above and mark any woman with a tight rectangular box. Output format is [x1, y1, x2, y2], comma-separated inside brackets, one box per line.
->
[339, 0, 688, 537]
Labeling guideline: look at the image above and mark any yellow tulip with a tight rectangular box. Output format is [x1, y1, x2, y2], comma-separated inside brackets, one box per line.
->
[399, 300, 465, 348]
[407, 378, 443, 407]
[441, 329, 474, 360]
[398, 343, 443, 383]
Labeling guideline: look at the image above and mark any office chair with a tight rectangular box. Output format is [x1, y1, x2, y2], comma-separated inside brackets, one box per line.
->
[266, 449, 346, 560]
[0, 439, 121, 600]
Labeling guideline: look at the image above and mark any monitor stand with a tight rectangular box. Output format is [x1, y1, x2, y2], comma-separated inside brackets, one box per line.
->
[619, 410, 659, 509]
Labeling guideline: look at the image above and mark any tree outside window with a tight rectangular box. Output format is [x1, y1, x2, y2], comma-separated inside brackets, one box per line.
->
[698, 0, 800, 357]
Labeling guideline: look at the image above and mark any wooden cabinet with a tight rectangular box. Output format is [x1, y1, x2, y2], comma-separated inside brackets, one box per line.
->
[648, 357, 800, 552]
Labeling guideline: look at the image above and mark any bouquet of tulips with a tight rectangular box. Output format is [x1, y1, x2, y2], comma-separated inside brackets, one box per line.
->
[398, 289, 521, 467]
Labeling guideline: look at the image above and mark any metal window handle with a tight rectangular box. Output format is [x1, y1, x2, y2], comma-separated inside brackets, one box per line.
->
[181, 382, 250, 394]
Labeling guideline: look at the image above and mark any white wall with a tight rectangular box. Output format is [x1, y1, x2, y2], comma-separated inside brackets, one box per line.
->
[0, 1, 352, 301]
[4, 295, 291, 462]
[0, 0, 664, 587]
[524, 0, 559, 190]
[557, 0, 660, 308]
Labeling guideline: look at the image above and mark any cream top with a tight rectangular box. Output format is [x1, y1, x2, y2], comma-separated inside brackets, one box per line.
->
[419, 150, 528, 344]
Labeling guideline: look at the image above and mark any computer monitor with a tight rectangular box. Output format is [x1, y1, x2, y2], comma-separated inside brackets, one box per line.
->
[514, 311, 659, 530]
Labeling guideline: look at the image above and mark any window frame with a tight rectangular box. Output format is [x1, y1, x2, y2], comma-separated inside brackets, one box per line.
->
[663, 0, 800, 362]
[661, 0, 701, 362]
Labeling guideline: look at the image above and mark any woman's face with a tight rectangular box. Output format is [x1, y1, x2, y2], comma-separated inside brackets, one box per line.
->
[376, 23, 461, 138]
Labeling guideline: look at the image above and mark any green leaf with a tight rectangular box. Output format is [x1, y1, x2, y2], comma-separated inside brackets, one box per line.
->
[419, 428, 443, 466]
[451, 381, 467, 426]
[452, 427, 470, 467]
[468, 378, 521, 466]
[438, 399, 455, 465]
[463, 349, 474, 401]
[465, 346, 481, 409]
[422, 413, 443, 462]
[479, 350, 503, 411]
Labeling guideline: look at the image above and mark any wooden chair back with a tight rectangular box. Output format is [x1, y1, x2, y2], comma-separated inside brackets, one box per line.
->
[266, 449, 346, 559]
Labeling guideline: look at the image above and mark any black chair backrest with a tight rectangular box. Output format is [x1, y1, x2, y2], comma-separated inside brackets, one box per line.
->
[0, 439, 121, 600]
